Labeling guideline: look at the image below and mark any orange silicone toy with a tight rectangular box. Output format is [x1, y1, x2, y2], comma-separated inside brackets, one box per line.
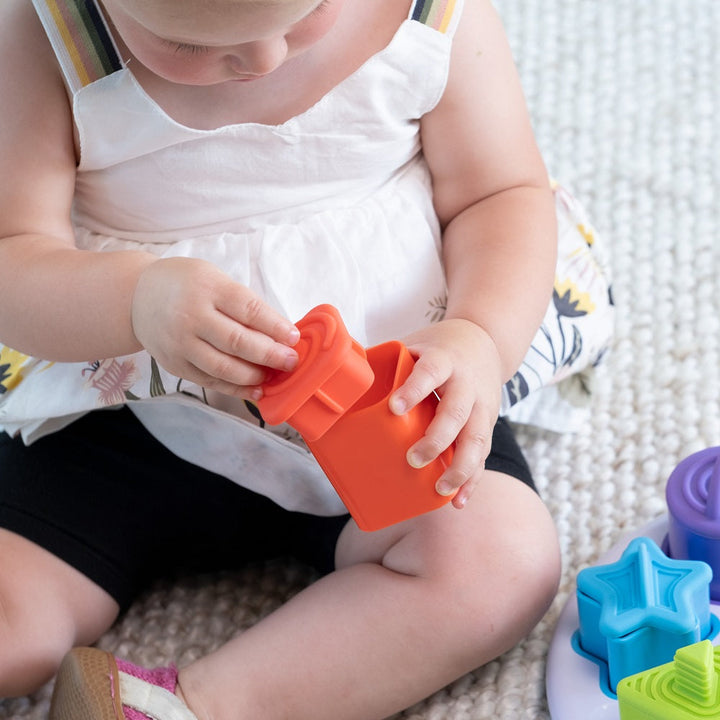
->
[307, 341, 455, 531]
[258, 304, 455, 531]
[258, 304, 375, 442]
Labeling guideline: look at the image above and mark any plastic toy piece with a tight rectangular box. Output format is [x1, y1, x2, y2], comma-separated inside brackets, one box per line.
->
[617, 640, 720, 719]
[258, 304, 375, 442]
[575, 536, 713, 694]
[666, 447, 720, 601]
[258, 304, 455, 532]
[306, 340, 454, 531]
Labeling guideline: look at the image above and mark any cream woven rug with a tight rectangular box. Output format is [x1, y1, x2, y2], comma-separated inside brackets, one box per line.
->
[3, 0, 719, 718]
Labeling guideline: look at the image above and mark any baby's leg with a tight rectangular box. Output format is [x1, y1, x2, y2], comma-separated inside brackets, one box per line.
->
[177, 470, 560, 720]
[0, 528, 119, 697]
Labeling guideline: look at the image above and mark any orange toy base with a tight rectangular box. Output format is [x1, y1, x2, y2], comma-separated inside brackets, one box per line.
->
[307, 341, 455, 532]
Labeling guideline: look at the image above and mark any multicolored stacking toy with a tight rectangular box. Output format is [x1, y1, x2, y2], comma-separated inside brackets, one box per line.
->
[547, 448, 720, 720]
[574, 536, 713, 695]
[666, 448, 720, 601]
[258, 304, 455, 531]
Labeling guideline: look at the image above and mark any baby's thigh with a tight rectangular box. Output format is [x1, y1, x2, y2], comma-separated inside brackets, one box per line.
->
[0, 528, 119, 698]
[337, 470, 560, 638]
[341, 470, 557, 574]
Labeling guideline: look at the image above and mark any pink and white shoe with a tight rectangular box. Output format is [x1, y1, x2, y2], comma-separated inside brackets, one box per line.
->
[49, 646, 198, 720]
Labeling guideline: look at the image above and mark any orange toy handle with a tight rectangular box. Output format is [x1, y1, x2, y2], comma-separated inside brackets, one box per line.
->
[258, 304, 374, 441]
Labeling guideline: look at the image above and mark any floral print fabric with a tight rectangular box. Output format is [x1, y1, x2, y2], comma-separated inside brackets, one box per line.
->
[0, 183, 613, 437]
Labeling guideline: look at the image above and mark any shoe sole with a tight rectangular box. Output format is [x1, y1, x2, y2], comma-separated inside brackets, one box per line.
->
[50, 647, 126, 720]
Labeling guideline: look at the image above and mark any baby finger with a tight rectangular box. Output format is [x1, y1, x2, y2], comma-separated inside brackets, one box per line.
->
[435, 412, 493, 500]
[201, 314, 298, 372]
[389, 351, 451, 416]
[216, 285, 300, 347]
[185, 339, 268, 389]
[406, 386, 472, 469]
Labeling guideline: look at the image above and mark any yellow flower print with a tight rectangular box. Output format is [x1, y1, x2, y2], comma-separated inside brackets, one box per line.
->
[577, 223, 595, 247]
[553, 278, 596, 318]
[0, 347, 31, 394]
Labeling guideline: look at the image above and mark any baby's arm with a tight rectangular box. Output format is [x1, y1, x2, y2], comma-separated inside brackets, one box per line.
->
[392, 0, 557, 505]
[0, 1, 297, 398]
[0, 0, 150, 361]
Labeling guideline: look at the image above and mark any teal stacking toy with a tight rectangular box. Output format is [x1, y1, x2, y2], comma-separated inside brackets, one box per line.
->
[575, 536, 713, 694]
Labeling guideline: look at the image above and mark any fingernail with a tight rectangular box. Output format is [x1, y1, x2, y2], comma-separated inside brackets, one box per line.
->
[249, 387, 263, 401]
[435, 479, 455, 497]
[283, 353, 299, 371]
[389, 396, 407, 415]
[287, 327, 301, 345]
[407, 451, 428, 469]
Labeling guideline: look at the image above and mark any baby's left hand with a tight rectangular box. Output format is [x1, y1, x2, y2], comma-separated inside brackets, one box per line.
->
[390, 319, 503, 509]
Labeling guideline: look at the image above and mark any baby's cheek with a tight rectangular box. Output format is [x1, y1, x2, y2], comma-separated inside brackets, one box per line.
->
[288, 1, 344, 53]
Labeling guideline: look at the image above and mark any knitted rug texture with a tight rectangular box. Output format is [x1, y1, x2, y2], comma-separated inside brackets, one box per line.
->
[2, 0, 719, 718]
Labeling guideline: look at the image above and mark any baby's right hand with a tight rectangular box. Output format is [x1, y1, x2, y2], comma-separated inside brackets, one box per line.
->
[131, 257, 299, 399]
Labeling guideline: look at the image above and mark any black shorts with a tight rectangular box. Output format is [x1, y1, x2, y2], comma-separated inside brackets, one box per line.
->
[0, 407, 534, 611]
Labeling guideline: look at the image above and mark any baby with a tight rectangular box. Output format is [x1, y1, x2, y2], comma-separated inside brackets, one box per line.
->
[0, 0, 612, 718]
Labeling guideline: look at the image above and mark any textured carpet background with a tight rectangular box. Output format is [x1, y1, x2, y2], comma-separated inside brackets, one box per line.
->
[2, 0, 719, 718]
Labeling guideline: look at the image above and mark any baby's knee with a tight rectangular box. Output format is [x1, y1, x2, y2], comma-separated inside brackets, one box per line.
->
[0, 530, 119, 698]
[503, 515, 562, 616]
[0, 583, 74, 697]
[490, 489, 560, 612]
[438, 486, 561, 645]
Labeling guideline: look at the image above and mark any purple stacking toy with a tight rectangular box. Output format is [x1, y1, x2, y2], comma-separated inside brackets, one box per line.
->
[666, 447, 720, 601]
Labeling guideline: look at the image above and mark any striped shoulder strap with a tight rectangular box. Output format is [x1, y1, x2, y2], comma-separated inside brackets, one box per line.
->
[409, 0, 463, 35]
[32, 0, 123, 94]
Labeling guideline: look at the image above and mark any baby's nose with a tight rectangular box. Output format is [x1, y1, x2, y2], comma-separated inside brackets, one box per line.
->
[227, 36, 289, 77]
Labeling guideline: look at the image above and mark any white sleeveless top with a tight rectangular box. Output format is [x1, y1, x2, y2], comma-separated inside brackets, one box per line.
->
[0, 0, 614, 515]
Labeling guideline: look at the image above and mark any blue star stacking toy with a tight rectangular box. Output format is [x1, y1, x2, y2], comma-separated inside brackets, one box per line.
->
[574, 536, 716, 695]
